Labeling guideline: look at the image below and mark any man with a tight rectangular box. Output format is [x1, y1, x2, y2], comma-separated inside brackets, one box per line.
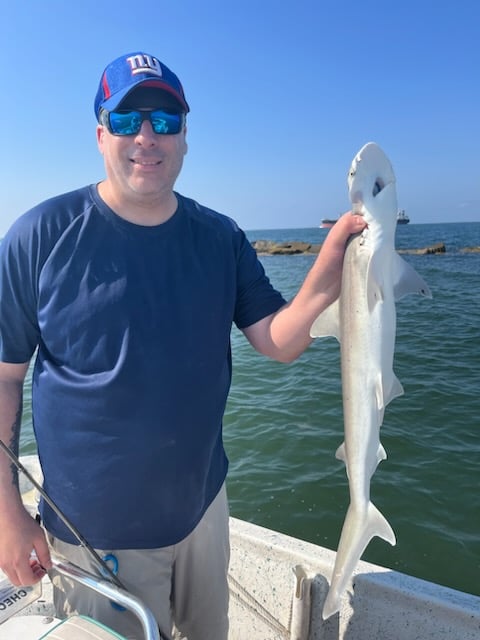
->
[0, 52, 366, 639]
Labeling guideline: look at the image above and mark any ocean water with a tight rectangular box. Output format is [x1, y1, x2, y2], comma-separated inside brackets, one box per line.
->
[18, 222, 479, 598]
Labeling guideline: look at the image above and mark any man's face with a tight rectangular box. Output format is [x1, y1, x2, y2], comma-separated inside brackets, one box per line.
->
[96, 89, 188, 209]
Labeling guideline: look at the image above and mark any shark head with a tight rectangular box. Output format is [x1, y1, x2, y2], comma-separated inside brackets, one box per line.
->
[347, 142, 398, 234]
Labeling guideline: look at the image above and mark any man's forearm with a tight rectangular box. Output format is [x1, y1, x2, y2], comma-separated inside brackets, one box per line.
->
[0, 363, 30, 511]
[243, 212, 367, 363]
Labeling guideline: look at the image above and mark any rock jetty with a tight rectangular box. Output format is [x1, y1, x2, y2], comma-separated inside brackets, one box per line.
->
[251, 240, 321, 255]
[251, 240, 480, 256]
[397, 242, 446, 255]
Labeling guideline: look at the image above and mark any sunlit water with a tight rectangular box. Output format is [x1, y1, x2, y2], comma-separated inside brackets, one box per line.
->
[19, 222, 480, 597]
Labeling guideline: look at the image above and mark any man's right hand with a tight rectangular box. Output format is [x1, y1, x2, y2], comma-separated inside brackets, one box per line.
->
[0, 507, 52, 586]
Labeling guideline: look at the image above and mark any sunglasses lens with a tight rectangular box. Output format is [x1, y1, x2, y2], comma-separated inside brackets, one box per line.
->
[150, 111, 183, 134]
[109, 112, 142, 135]
[106, 110, 184, 136]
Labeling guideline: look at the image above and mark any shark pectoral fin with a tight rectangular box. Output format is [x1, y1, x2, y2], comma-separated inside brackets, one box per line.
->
[392, 253, 432, 300]
[310, 300, 340, 340]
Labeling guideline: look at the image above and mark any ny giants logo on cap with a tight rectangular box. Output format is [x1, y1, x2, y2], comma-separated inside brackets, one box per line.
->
[95, 51, 190, 117]
[126, 54, 163, 77]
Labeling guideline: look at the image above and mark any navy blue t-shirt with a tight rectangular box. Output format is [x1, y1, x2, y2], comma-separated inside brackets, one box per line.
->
[0, 186, 286, 548]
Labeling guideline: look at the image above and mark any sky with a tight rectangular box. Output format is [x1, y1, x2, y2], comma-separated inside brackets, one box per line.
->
[1, 0, 479, 235]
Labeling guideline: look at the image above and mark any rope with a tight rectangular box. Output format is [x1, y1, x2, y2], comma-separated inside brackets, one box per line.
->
[228, 572, 290, 639]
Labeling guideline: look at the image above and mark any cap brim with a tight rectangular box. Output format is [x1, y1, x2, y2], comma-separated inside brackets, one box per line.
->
[101, 79, 189, 113]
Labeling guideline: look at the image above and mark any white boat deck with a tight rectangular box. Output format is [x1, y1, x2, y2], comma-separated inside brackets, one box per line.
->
[3, 456, 480, 639]
[228, 518, 479, 639]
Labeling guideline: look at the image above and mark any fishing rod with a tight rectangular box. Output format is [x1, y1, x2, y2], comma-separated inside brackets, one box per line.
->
[0, 438, 126, 591]
[1, 441, 170, 640]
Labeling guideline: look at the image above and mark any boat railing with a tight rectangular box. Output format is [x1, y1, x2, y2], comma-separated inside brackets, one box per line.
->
[50, 556, 161, 640]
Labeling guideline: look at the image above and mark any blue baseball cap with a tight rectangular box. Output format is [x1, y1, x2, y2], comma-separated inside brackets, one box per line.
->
[94, 52, 189, 119]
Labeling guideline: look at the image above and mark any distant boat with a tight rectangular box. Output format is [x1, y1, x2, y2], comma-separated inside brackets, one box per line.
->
[397, 210, 410, 224]
[320, 218, 338, 228]
[322, 211, 409, 228]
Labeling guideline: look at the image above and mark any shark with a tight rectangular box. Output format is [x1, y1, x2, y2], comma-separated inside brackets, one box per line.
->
[310, 142, 432, 619]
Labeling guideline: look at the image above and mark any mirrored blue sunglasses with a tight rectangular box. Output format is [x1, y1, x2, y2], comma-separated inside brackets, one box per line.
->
[100, 109, 185, 136]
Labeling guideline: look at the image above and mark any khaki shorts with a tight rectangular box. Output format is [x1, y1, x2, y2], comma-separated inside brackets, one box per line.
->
[49, 484, 230, 640]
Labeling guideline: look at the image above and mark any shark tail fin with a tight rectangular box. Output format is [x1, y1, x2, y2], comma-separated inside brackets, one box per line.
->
[322, 501, 396, 620]
[368, 501, 396, 546]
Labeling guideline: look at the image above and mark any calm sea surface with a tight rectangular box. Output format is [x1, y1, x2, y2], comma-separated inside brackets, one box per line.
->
[19, 221, 479, 597]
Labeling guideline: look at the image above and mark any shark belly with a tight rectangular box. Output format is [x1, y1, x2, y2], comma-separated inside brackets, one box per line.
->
[310, 142, 431, 620]
[322, 236, 397, 619]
